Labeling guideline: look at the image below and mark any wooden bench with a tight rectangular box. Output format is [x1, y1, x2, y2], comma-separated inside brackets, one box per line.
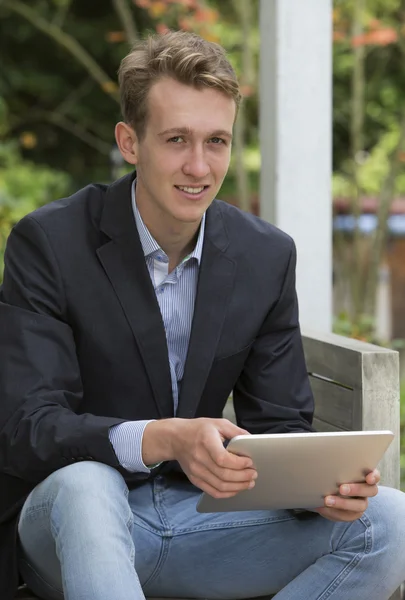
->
[16, 330, 403, 599]
[302, 331, 402, 600]
[301, 329, 400, 490]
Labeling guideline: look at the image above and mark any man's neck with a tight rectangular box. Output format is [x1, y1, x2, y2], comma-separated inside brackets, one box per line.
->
[141, 209, 200, 270]
[134, 182, 203, 270]
[155, 227, 199, 272]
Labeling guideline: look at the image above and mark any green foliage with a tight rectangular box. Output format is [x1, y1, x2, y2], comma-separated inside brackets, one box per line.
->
[359, 128, 405, 194]
[50, 0, 71, 7]
[333, 312, 378, 342]
[332, 0, 405, 177]
[0, 0, 137, 185]
[0, 0, 262, 188]
[367, 0, 402, 12]
[333, 126, 405, 197]
[0, 142, 71, 280]
[333, 311, 405, 348]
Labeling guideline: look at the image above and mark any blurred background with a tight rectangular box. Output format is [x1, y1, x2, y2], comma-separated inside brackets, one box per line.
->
[1, 0, 405, 484]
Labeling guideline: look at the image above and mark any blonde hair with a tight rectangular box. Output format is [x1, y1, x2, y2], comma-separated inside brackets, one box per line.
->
[118, 30, 241, 139]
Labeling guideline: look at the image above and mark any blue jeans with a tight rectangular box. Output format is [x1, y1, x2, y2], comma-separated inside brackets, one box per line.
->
[18, 462, 405, 600]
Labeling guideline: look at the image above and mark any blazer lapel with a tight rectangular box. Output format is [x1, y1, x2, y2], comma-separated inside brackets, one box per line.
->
[177, 202, 236, 419]
[96, 174, 173, 419]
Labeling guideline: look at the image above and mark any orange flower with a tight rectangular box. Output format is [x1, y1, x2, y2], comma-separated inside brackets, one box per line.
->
[106, 31, 126, 43]
[156, 23, 170, 34]
[134, 0, 151, 8]
[20, 132, 37, 149]
[101, 81, 118, 94]
[333, 31, 346, 42]
[149, 1, 166, 18]
[240, 84, 254, 97]
[352, 28, 398, 47]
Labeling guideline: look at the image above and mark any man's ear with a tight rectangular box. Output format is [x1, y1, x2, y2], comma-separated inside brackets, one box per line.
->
[114, 122, 139, 165]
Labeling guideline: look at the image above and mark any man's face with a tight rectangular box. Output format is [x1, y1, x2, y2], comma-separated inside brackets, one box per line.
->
[133, 77, 236, 230]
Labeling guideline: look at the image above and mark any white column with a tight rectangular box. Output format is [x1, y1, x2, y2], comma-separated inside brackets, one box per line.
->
[259, 0, 333, 332]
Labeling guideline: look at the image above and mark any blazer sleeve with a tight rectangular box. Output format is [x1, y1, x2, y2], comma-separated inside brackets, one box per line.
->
[0, 216, 126, 484]
[233, 240, 316, 435]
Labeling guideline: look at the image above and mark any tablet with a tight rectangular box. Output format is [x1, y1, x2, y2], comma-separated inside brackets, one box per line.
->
[196, 430, 394, 513]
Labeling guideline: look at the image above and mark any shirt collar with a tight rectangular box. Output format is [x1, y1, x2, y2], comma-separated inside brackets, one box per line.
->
[131, 179, 205, 264]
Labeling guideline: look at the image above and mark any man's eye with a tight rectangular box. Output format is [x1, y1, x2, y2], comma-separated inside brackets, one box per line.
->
[210, 137, 225, 145]
[168, 136, 184, 143]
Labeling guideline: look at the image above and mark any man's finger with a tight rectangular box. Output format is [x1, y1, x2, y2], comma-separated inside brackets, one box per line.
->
[192, 477, 241, 499]
[205, 432, 253, 471]
[365, 469, 380, 485]
[216, 418, 251, 441]
[210, 464, 258, 484]
[324, 495, 368, 513]
[338, 482, 378, 498]
[191, 469, 256, 496]
[191, 453, 257, 488]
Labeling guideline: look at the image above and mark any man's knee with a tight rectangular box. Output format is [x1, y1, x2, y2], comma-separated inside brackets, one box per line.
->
[26, 461, 128, 513]
[368, 486, 405, 525]
[53, 460, 126, 491]
[18, 462, 133, 596]
[20, 461, 133, 558]
[366, 486, 405, 560]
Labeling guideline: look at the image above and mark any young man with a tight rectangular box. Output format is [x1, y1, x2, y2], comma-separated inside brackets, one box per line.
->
[0, 30, 405, 600]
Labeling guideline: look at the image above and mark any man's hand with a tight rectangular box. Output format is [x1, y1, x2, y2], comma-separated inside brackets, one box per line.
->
[314, 469, 380, 522]
[142, 418, 257, 498]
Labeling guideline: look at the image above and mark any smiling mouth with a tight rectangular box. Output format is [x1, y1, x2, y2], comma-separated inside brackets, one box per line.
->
[175, 185, 209, 195]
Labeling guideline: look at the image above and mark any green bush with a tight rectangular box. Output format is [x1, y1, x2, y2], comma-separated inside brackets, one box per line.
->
[0, 142, 71, 281]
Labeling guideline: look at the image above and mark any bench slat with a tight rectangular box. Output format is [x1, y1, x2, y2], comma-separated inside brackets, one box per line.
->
[312, 417, 345, 433]
[309, 376, 358, 430]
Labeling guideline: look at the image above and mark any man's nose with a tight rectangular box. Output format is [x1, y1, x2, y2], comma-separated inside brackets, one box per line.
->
[182, 148, 210, 179]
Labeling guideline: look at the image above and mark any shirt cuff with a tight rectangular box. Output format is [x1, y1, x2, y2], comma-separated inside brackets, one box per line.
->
[109, 420, 156, 473]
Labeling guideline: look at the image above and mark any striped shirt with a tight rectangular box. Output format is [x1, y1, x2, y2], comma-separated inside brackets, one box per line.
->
[108, 181, 205, 472]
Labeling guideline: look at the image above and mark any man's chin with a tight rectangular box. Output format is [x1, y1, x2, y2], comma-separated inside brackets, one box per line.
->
[172, 210, 206, 225]
[171, 201, 214, 223]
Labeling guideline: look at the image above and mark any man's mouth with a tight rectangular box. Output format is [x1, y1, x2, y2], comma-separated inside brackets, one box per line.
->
[175, 185, 208, 195]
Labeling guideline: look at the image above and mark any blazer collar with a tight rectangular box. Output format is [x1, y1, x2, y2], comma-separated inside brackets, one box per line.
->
[98, 172, 173, 418]
[99, 171, 137, 243]
[177, 203, 235, 417]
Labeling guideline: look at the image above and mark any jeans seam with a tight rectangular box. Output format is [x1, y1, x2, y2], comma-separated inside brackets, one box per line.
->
[21, 504, 53, 519]
[317, 515, 373, 599]
[153, 482, 172, 533]
[142, 536, 171, 590]
[132, 519, 162, 536]
[172, 515, 295, 535]
[125, 507, 135, 564]
[141, 479, 173, 589]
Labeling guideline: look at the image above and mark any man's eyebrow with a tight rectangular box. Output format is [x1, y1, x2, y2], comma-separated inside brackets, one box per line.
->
[210, 129, 233, 140]
[158, 127, 233, 140]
